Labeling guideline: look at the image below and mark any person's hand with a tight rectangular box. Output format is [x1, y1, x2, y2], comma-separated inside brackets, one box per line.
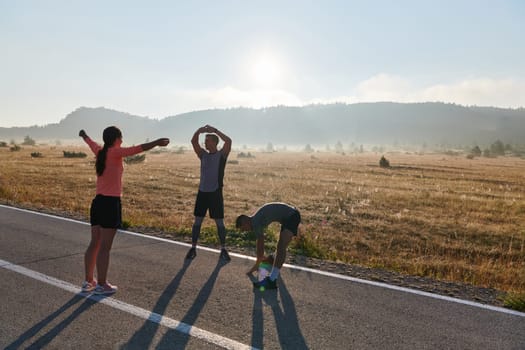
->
[157, 138, 170, 147]
[246, 262, 259, 275]
[79, 130, 87, 138]
[204, 124, 217, 133]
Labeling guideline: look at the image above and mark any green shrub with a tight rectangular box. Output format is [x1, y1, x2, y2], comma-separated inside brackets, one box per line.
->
[121, 220, 131, 230]
[237, 152, 255, 158]
[31, 152, 43, 158]
[63, 151, 87, 158]
[503, 292, 525, 312]
[10, 145, 21, 152]
[124, 154, 146, 164]
[291, 231, 326, 259]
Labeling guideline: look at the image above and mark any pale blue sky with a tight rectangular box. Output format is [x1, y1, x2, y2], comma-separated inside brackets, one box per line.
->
[1, 0, 524, 127]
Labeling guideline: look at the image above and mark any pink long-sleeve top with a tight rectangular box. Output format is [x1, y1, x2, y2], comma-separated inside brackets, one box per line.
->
[84, 137, 143, 197]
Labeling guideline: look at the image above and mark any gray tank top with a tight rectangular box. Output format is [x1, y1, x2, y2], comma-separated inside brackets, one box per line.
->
[199, 150, 226, 192]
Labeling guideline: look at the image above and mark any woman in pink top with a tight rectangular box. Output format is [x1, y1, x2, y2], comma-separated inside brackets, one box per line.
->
[79, 126, 169, 295]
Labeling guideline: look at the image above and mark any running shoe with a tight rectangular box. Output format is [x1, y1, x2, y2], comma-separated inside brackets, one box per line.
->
[253, 276, 277, 290]
[81, 280, 97, 293]
[94, 282, 118, 295]
[220, 248, 231, 261]
[185, 247, 197, 259]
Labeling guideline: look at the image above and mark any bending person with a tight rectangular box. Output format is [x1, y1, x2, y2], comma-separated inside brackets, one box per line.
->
[236, 202, 301, 290]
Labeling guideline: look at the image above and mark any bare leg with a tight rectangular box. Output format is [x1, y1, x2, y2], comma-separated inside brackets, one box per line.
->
[96, 228, 117, 285]
[85, 225, 101, 282]
[274, 229, 294, 269]
[265, 229, 294, 283]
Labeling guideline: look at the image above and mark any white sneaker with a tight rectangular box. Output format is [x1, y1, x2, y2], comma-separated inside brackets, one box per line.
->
[81, 280, 97, 293]
[94, 282, 118, 295]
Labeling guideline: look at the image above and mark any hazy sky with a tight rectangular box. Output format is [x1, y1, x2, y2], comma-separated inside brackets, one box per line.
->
[1, 1, 524, 127]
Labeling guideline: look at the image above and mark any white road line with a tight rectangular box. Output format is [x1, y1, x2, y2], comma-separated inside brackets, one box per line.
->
[2, 204, 524, 318]
[0, 258, 257, 350]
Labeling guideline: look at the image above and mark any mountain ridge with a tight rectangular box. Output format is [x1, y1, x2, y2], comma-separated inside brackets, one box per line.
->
[1, 102, 524, 147]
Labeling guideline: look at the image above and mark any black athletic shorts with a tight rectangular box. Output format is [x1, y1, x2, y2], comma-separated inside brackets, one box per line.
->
[90, 194, 122, 229]
[194, 189, 224, 219]
[281, 209, 301, 236]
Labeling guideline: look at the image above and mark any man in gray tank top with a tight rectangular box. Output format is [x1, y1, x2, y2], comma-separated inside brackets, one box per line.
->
[236, 202, 301, 289]
[186, 124, 232, 261]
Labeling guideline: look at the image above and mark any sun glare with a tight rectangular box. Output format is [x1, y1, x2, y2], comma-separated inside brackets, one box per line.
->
[251, 53, 281, 86]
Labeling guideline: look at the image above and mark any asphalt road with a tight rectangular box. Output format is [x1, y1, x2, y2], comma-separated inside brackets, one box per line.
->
[1, 204, 524, 349]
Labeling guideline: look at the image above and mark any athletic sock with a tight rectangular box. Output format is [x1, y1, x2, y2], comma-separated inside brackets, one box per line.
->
[269, 267, 280, 281]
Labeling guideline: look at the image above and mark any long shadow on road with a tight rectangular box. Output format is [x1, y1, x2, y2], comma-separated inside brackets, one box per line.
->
[156, 258, 229, 349]
[251, 278, 308, 349]
[5, 294, 99, 350]
[121, 259, 192, 349]
[121, 257, 229, 349]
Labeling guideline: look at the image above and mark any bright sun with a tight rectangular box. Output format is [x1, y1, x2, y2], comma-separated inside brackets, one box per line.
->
[251, 53, 281, 86]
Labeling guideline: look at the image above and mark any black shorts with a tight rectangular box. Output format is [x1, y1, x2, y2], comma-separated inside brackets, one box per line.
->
[194, 189, 224, 219]
[90, 195, 122, 229]
[281, 210, 301, 236]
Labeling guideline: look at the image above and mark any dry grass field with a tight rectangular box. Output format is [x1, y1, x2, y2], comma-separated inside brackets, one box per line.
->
[1, 145, 524, 297]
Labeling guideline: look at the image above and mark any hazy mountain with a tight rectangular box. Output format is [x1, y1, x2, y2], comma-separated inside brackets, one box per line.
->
[1, 103, 524, 147]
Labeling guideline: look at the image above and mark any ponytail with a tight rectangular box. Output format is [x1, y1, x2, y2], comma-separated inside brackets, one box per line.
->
[96, 145, 109, 176]
[95, 126, 122, 176]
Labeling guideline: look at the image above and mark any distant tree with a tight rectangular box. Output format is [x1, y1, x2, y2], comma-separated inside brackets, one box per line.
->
[490, 140, 505, 156]
[335, 141, 343, 153]
[0, 141, 7, 147]
[266, 142, 274, 152]
[359, 144, 364, 153]
[483, 148, 492, 157]
[304, 144, 314, 153]
[471, 145, 482, 157]
[22, 135, 36, 146]
[379, 156, 390, 168]
[372, 146, 385, 153]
